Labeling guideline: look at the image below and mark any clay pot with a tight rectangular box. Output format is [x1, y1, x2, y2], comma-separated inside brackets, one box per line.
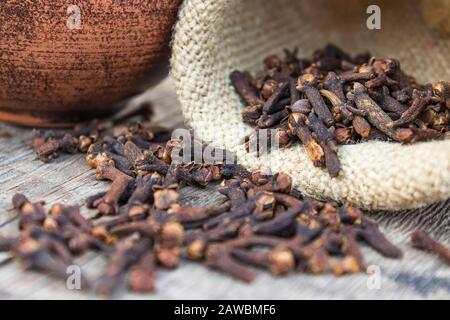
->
[0, 0, 181, 127]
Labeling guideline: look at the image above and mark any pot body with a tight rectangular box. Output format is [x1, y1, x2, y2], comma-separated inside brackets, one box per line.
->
[0, 0, 180, 126]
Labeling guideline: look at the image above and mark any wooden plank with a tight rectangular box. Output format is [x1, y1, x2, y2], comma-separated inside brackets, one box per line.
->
[0, 77, 449, 300]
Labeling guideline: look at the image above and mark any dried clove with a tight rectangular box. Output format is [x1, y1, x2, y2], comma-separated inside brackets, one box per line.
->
[297, 74, 334, 126]
[12, 194, 46, 230]
[289, 115, 325, 167]
[352, 116, 371, 138]
[205, 244, 256, 282]
[346, 83, 398, 138]
[230, 70, 263, 106]
[262, 82, 290, 114]
[356, 217, 402, 258]
[126, 173, 162, 219]
[97, 238, 151, 296]
[411, 230, 450, 266]
[393, 90, 432, 127]
[94, 163, 135, 215]
[128, 251, 157, 293]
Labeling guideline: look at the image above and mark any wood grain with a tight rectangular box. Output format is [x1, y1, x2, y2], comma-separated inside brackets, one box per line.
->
[0, 78, 449, 300]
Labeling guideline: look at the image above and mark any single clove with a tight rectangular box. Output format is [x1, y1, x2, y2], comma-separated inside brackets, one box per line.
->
[411, 230, 450, 266]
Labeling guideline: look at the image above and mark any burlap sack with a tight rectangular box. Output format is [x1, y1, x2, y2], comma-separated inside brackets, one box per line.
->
[171, 0, 450, 210]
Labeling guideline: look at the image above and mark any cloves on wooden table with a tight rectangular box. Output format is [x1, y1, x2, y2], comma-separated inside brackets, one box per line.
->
[0, 118, 416, 297]
[2, 45, 448, 296]
[231, 44, 450, 177]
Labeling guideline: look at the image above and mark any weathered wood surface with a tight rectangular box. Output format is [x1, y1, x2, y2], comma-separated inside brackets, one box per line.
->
[0, 78, 449, 300]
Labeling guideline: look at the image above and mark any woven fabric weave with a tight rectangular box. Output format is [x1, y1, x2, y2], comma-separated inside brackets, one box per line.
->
[171, 0, 450, 210]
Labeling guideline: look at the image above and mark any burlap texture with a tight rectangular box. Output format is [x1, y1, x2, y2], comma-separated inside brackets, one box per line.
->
[171, 0, 450, 210]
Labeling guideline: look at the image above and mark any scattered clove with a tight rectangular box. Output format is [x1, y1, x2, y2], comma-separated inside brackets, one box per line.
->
[411, 230, 450, 266]
[1, 108, 418, 297]
[94, 163, 135, 215]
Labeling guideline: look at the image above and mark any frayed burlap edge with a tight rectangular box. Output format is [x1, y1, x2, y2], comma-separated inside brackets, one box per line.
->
[171, 0, 450, 210]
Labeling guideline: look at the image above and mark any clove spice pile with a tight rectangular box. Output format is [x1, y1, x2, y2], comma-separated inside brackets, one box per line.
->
[231, 44, 450, 176]
[0, 118, 413, 296]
